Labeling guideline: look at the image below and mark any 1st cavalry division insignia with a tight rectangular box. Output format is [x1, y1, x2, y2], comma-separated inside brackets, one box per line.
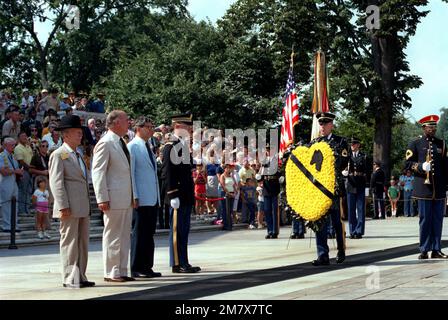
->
[285, 142, 335, 222]
[406, 149, 413, 160]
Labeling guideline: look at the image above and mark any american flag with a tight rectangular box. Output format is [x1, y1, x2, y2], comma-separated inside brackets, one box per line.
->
[280, 68, 299, 154]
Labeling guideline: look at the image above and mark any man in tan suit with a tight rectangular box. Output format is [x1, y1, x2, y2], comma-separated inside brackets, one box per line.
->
[49, 115, 94, 288]
[92, 110, 134, 282]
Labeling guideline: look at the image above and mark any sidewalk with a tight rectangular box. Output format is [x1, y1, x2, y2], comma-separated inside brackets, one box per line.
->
[1, 216, 448, 300]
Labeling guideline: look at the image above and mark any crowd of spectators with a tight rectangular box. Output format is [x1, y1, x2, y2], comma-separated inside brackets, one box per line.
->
[0, 87, 270, 238]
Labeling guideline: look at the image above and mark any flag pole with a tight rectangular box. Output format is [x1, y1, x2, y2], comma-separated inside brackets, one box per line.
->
[290, 46, 295, 144]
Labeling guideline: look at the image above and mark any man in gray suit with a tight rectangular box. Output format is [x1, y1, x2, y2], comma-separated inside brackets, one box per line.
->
[0, 137, 23, 232]
[127, 116, 162, 278]
[92, 110, 134, 282]
[49, 115, 94, 288]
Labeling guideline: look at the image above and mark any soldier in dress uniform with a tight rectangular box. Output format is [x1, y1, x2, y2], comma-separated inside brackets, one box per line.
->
[311, 112, 349, 266]
[161, 113, 201, 273]
[343, 137, 367, 239]
[259, 143, 281, 239]
[370, 161, 386, 219]
[406, 115, 448, 260]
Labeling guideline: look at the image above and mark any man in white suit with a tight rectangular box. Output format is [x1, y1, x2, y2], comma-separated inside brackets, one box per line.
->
[127, 116, 162, 278]
[92, 110, 134, 282]
[49, 115, 94, 288]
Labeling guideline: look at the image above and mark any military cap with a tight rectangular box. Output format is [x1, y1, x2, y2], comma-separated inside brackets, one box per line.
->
[171, 112, 193, 125]
[350, 137, 361, 144]
[418, 115, 439, 127]
[316, 112, 336, 123]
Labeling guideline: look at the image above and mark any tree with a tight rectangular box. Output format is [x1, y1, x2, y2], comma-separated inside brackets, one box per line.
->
[218, 0, 430, 178]
[0, 0, 188, 89]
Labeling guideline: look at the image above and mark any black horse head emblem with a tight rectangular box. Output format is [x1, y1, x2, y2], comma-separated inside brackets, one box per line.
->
[310, 150, 324, 172]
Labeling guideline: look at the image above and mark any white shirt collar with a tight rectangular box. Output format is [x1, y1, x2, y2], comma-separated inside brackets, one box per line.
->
[63, 143, 75, 153]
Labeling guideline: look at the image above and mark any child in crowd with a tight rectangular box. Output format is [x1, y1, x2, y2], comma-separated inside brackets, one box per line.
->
[193, 163, 207, 216]
[256, 176, 264, 229]
[388, 179, 400, 217]
[32, 177, 51, 239]
[240, 178, 257, 229]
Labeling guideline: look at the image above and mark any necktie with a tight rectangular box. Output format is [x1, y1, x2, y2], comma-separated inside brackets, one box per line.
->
[120, 138, 130, 164]
[75, 152, 86, 178]
[145, 142, 156, 168]
[8, 154, 16, 170]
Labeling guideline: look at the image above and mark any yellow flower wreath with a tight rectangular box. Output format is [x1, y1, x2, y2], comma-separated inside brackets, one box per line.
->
[285, 142, 335, 221]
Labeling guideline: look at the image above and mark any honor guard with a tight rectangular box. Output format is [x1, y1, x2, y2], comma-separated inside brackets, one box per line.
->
[161, 113, 201, 273]
[406, 115, 448, 260]
[343, 137, 367, 239]
[259, 143, 281, 239]
[311, 112, 349, 266]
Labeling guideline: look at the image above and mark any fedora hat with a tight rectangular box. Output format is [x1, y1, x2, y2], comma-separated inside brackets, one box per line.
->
[56, 115, 83, 131]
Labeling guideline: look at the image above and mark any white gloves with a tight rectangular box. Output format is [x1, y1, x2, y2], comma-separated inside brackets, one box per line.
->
[279, 176, 285, 184]
[342, 169, 349, 177]
[170, 197, 180, 209]
[255, 174, 262, 181]
[422, 162, 431, 172]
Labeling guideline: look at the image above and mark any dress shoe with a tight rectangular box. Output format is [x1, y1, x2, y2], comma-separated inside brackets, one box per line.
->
[265, 234, 272, 239]
[349, 235, 356, 239]
[63, 283, 80, 288]
[431, 251, 448, 259]
[172, 266, 198, 273]
[121, 276, 136, 281]
[271, 234, 278, 239]
[297, 233, 304, 239]
[185, 264, 201, 272]
[355, 234, 363, 239]
[418, 252, 428, 260]
[290, 233, 298, 239]
[80, 281, 95, 287]
[312, 256, 330, 266]
[336, 250, 346, 263]
[132, 270, 162, 278]
[104, 277, 126, 282]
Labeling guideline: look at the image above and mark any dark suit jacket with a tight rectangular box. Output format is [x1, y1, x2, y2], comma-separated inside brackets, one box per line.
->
[370, 168, 385, 196]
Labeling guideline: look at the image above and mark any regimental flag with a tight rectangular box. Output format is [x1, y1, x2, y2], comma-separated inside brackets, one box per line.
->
[280, 54, 299, 155]
[310, 50, 330, 141]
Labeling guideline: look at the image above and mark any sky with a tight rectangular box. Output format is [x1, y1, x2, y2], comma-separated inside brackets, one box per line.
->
[34, 0, 447, 122]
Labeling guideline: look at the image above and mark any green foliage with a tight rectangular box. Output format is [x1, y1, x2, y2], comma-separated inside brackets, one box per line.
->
[1, 0, 443, 175]
[336, 110, 422, 176]
[437, 108, 448, 142]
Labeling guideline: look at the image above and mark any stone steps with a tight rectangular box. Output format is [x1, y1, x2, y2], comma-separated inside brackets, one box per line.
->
[0, 183, 236, 248]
